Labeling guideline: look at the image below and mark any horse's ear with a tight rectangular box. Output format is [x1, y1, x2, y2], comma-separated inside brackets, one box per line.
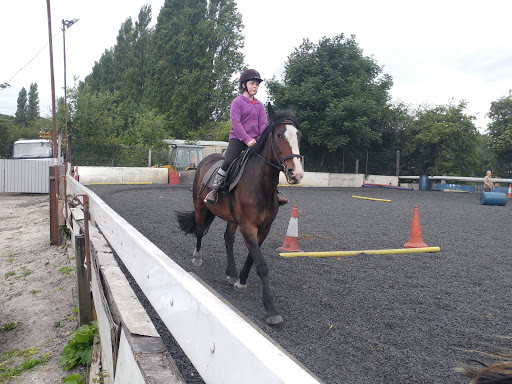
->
[287, 106, 296, 117]
[267, 103, 275, 121]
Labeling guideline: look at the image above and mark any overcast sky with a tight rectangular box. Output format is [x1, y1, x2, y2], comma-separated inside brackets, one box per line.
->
[1, 0, 511, 133]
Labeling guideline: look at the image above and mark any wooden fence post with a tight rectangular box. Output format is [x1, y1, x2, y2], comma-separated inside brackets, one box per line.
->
[75, 234, 92, 325]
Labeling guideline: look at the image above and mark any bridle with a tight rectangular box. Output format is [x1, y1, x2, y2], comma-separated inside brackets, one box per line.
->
[257, 119, 303, 177]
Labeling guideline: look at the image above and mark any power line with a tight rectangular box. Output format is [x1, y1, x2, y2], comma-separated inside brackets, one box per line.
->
[5, 30, 61, 85]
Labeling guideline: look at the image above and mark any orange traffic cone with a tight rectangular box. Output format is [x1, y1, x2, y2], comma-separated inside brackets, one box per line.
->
[280, 205, 301, 252]
[404, 205, 428, 248]
[73, 165, 79, 181]
[507, 184, 512, 199]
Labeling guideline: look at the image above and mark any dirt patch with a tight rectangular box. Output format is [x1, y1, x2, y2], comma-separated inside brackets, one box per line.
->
[0, 193, 85, 383]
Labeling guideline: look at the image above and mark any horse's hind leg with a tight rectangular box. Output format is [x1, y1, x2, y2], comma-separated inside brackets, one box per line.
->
[192, 237, 203, 266]
[224, 222, 238, 284]
[192, 208, 215, 267]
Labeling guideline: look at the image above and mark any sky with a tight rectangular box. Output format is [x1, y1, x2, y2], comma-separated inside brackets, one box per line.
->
[1, 0, 511, 133]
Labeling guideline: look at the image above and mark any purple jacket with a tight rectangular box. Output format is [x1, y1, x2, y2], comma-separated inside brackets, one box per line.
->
[229, 94, 268, 145]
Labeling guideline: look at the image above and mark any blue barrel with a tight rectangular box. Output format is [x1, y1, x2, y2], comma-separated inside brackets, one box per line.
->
[480, 192, 507, 206]
[419, 175, 430, 191]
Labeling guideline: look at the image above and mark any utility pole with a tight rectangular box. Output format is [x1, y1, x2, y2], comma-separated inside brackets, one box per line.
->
[46, 0, 60, 246]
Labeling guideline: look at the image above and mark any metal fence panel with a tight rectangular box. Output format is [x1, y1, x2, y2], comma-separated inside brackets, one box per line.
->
[0, 160, 4, 192]
[2, 159, 53, 193]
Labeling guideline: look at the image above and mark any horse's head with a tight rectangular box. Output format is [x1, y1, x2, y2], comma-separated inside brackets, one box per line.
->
[267, 103, 304, 184]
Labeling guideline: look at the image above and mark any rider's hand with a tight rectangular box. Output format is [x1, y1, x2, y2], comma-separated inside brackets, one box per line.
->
[247, 139, 257, 147]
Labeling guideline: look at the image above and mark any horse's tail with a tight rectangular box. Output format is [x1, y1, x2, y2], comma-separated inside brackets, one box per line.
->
[176, 211, 197, 235]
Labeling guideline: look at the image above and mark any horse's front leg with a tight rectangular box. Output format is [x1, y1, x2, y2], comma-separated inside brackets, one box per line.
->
[238, 226, 270, 287]
[240, 225, 282, 325]
[224, 222, 238, 284]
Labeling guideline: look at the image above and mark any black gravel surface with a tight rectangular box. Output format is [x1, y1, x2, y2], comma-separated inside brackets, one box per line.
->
[89, 184, 512, 384]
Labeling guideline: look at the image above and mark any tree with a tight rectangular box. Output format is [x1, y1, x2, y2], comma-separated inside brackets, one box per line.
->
[487, 90, 512, 176]
[0, 118, 13, 157]
[144, 0, 244, 138]
[27, 83, 40, 122]
[87, 49, 115, 93]
[401, 101, 480, 176]
[14, 87, 28, 126]
[266, 34, 393, 171]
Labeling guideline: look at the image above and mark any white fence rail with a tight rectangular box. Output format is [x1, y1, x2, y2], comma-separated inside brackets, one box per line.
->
[0, 158, 54, 193]
[66, 173, 321, 384]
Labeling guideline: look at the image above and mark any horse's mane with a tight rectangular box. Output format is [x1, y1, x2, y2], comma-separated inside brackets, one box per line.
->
[248, 109, 300, 158]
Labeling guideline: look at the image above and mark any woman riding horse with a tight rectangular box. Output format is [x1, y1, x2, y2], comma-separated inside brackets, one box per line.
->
[177, 103, 304, 324]
[204, 69, 288, 207]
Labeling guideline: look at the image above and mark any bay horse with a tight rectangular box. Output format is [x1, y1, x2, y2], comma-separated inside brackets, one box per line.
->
[177, 103, 304, 324]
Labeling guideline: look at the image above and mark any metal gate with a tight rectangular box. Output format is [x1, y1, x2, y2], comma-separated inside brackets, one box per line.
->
[0, 159, 53, 193]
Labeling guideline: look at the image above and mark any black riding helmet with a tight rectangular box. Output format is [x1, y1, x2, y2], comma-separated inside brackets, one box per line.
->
[239, 69, 263, 91]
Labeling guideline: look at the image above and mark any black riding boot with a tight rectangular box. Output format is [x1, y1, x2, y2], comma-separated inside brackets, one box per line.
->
[204, 173, 225, 205]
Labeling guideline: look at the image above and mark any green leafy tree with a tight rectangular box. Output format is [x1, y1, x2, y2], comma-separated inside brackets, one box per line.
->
[27, 83, 40, 122]
[401, 101, 480, 176]
[87, 49, 115, 93]
[69, 84, 125, 165]
[121, 109, 167, 147]
[267, 34, 393, 171]
[144, 0, 244, 138]
[487, 90, 512, 176]
[0, 118, 13, 157]
[14, 87, 28, 126]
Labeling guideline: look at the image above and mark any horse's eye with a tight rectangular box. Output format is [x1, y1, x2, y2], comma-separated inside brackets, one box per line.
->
[277, 134, 282, 138]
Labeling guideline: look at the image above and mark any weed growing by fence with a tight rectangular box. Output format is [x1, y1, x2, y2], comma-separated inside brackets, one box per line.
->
[59, 265, 77, 274]
[59, 321, 98, 371]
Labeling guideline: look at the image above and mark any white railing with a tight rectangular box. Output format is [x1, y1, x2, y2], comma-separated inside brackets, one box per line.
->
[399, 175, 512, 184]
[66, 173, 321, 384]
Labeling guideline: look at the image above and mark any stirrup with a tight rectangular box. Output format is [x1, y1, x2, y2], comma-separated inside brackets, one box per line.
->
[277, 191, 288, 206]
[204, 190, 218, 205]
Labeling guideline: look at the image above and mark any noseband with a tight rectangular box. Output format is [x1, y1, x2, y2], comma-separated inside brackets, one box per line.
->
[257, 119, 302, 174]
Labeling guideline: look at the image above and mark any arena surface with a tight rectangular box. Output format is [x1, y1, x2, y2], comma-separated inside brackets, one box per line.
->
[89, 184, 512, 383]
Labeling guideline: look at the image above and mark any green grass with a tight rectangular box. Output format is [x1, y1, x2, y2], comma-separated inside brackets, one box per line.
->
[59, 266, 77, 274]
[0, 322, 22, 333]
[22, 268, 32, 277]
[0, 347, 50, 383]
[4, 271, 15, 279]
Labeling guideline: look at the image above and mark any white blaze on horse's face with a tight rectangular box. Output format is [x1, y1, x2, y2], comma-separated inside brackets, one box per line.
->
[284, 124, 304, 183]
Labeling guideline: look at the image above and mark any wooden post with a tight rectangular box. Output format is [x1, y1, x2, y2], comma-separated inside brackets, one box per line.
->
[49, 166, 60, 245]
[75, 234, 92, 325]
[396, 150, 400, 177]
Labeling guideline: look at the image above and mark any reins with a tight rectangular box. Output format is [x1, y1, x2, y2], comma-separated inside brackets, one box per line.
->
[257, 119, 302, 174]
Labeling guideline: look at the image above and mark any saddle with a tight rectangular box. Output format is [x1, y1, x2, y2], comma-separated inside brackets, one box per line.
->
[201, 149, 251, 192]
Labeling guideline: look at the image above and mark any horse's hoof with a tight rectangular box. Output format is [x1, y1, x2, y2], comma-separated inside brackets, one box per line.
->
[226, 276, 238, 285]
[191, 258, 203, 267]
[234, 281, 247, 291]
[265, 314, 283, 325]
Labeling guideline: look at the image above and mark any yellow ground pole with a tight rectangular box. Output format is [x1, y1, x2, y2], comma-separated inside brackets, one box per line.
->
[89, 182, 153, 185]
[280, 247, 440, 258]
[352, 195, 392, 202]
